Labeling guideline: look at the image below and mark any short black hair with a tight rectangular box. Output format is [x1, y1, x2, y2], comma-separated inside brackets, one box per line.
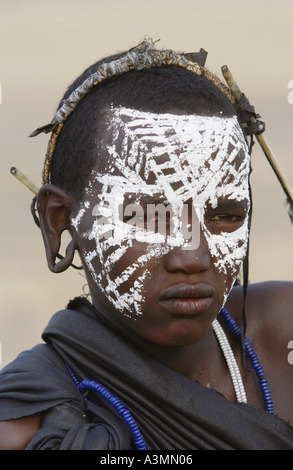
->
[50, 55, 238, 203]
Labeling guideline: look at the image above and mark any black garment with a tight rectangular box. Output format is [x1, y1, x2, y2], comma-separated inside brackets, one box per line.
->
[0, 297, 293, 450]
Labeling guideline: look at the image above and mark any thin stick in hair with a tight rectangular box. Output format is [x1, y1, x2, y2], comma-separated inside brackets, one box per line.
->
[10, 167, 39, 195]
[222, 65, 293, 223]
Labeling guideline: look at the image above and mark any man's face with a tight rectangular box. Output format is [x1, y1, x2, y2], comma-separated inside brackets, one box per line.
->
[72, 107, 250, 346]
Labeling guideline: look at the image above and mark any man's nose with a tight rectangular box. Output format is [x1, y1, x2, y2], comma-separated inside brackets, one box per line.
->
[163, 228, 211, 274]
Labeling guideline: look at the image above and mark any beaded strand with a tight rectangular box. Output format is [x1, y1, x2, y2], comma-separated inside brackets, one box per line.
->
[212, 319, 247, 403]
[219, 306, 274, 414]
[65, 363, 147, 450]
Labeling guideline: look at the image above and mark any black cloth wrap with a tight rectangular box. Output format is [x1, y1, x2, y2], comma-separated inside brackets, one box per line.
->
[0, 297, 293, 450]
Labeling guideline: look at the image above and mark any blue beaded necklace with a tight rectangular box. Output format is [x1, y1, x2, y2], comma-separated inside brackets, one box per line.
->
[65, 362, 148, 450]
[66, 306, 274, 450]
[219, 306, 274, 415]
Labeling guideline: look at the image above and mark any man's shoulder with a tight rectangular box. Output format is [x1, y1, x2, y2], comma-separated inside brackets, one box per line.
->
[0, 342, 82, 422]
[0, 343, 64, 378]
[247, 280, 293, 325]
[227, 280, 292, 331]
[227, 280, 293, 348]
[247, 279, 293, 303]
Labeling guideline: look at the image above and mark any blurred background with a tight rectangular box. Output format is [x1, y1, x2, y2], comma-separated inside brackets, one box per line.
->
[0, 0, 292, 368]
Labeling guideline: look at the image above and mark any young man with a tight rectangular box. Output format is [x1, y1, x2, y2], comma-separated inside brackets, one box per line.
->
[0, 40, 292, 450]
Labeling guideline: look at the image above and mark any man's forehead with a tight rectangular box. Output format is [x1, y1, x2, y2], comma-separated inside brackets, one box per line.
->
[92, 107, 250, 205]
[102, 106, 249, 169]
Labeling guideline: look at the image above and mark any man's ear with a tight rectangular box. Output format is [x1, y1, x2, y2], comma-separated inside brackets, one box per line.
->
[37, 184, 78, 273]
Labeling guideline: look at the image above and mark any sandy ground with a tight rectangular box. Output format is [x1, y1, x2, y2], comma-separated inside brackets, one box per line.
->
[0, 0, 292, 368]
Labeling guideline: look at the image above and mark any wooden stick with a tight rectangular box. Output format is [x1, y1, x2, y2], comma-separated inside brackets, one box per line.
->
[221, 65, 293, 205]
[10, 167, 39, 195]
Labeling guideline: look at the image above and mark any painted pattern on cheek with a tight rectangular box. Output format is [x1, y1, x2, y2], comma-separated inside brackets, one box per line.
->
[72, 108, 251, 316]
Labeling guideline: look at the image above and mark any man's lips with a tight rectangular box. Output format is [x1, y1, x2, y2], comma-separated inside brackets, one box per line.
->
[160, 283, 214, 301]
[160, 283, 214, 315]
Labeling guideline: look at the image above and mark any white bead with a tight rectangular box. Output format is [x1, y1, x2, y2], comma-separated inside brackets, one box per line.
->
[212, 319, 247, 403]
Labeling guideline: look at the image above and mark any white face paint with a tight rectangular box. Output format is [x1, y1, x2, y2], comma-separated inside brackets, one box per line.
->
[72, 107, 250, 316]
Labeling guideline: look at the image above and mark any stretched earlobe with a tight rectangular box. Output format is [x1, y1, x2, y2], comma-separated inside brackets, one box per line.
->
[51, 238, 77, 273]
[37, 184, 78, 273]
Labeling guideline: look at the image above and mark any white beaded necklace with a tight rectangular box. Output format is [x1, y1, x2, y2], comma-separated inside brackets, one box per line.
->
[212, 318, 247, 404]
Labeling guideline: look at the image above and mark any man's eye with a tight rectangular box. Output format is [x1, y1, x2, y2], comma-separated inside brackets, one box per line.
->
[212, 214, 243, 222]
[206, 214, 245, 234]
[123, 209, 171, 233]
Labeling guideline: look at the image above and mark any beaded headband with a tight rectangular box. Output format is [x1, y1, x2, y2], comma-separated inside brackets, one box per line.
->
[29, 38, 236, 185]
